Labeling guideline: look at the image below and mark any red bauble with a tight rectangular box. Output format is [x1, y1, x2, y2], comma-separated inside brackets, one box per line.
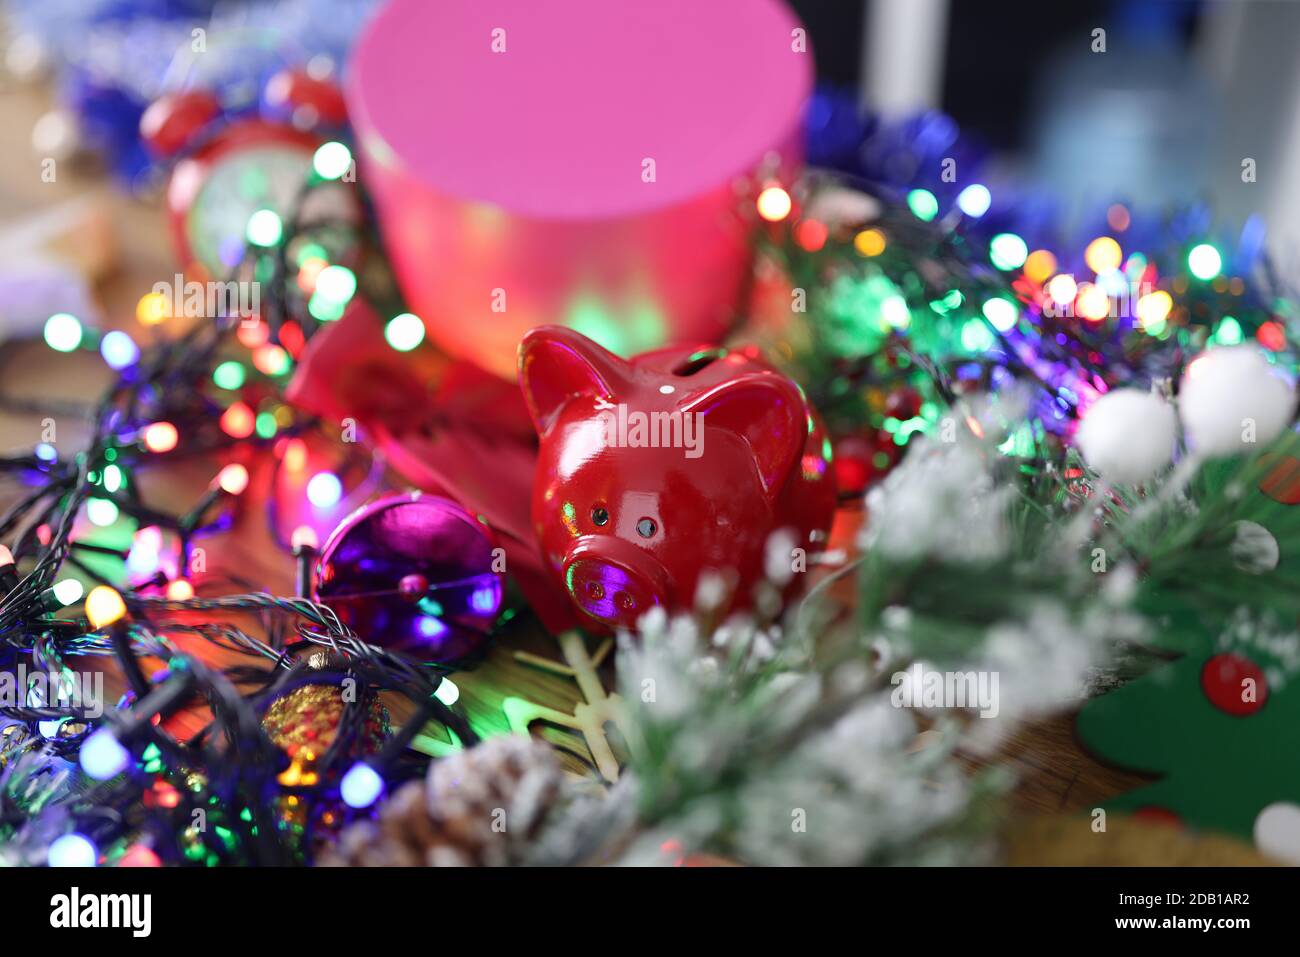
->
[1200, 653, 1268, 716]
[884, 386, 923, 421]
[833, 436, 877, 497]
[519, 327, 837, 630]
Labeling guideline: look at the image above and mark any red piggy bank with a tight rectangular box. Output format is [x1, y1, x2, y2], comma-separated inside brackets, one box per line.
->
[518, 326, 836, 630]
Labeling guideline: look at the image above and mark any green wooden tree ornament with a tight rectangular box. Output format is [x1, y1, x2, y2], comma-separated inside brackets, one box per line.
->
[1077, 453, 1300, 863]
[1077, 645, 1300, 854]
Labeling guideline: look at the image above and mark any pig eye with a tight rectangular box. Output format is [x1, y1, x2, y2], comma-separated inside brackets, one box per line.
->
[636, 518, 657, 538]
[591, 506, 609, 527]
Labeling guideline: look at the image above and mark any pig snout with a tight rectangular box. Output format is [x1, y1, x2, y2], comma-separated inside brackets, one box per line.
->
[562, 537, 671, 628]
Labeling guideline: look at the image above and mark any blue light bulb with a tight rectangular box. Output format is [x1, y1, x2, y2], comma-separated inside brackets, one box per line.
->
[80, 728, 130, 780]
[99, 330, 140, 370]
[48, 833, 97, 867]
[340, 762, 384, 809]
[957, 183, 992, 218]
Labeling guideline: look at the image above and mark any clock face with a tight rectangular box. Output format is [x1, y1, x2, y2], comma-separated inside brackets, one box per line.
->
[183, 144, 316, 276]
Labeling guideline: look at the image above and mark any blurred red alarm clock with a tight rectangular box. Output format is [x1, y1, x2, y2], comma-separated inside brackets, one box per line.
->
[140, 68, 356, 277]
[519, 326, 836, 630]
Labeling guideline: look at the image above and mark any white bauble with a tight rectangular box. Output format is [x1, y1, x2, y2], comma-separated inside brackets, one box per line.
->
[1074, 389, 1176, 485]
[1179, 347, 1295, 457]
[1254, 802, 1300, 865]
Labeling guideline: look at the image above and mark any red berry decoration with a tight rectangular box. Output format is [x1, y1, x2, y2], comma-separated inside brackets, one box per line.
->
[1259, 454, 1300, 505]
[139, 91, 222, 157]
[1200, 653, 1268, 716]
[1132, 805, 1183, 828]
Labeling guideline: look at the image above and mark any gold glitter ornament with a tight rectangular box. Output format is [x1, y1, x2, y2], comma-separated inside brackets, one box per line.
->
[261, 681, 391, 834]
[262, 683, 389, 771]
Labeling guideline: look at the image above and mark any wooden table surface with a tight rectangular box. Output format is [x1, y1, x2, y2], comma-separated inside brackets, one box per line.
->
[7, 77, 1241, 865]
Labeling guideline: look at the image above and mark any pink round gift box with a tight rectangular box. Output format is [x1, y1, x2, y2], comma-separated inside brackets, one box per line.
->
[347, 0, 812, 379]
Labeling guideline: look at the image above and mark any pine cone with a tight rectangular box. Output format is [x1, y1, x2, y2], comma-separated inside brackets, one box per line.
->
[318, 735, 564, 866]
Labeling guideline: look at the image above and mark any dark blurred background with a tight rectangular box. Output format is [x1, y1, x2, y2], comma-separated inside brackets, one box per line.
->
[794, 0, 1203, 150]
[789, 0, 1300, 246]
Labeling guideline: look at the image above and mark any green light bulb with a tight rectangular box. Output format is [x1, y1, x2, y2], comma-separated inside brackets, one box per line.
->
[906, 189, 939, 222]
[1188, 243, 1222, 281]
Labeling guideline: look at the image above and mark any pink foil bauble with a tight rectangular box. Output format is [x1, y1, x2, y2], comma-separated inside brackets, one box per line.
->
[314, 493, 503, 665]
[347, 0, 813, 379]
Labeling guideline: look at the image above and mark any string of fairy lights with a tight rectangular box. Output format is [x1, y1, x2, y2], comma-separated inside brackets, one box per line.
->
[0, 135, 481, 867]
[748, 137, 1295, 472]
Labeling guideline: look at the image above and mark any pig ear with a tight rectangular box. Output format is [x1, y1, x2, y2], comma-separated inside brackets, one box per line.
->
[681, 372, 806, 500]
[518, 326, 632, 433]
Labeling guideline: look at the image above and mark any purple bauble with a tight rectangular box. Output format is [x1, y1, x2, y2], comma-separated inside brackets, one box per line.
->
[314, 492, 503, 664]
